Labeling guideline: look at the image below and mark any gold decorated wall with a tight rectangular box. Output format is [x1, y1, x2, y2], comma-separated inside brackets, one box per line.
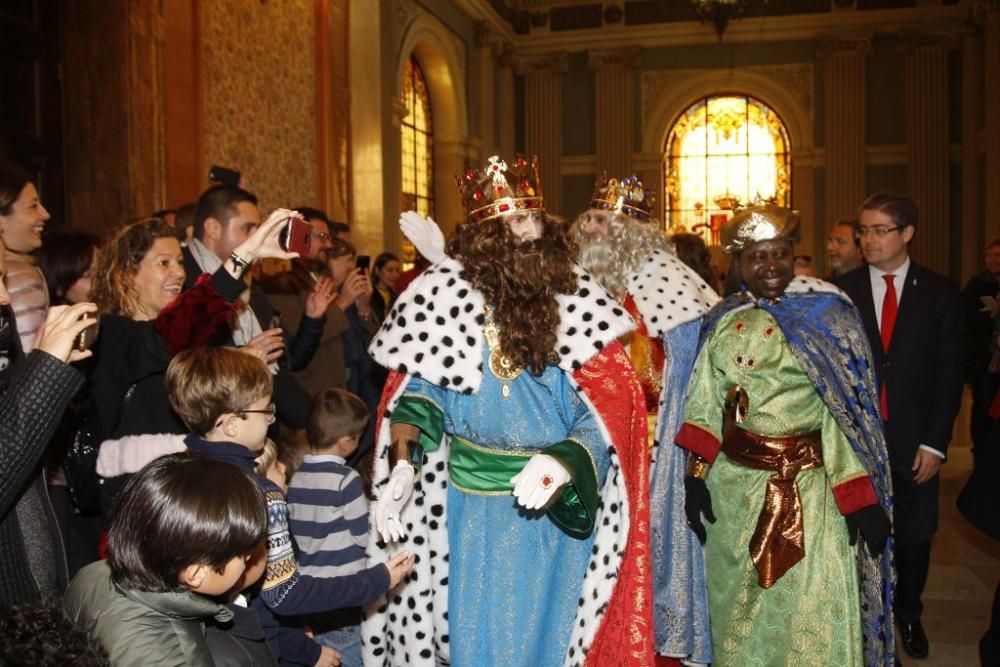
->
[201, 0, 318, 212]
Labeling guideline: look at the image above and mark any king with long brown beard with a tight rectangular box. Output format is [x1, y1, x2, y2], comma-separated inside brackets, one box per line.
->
[448, 213, 577, 375]
[363, 155, 654, 667]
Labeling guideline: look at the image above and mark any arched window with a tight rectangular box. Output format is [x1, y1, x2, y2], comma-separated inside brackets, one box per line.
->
[401, 56, 434, 218]
[663, 95, 791, 245]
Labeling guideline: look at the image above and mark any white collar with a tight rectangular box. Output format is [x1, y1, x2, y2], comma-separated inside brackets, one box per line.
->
[625, 247, 720, 337]
[303, 454, 347, 465]
[868, 257, 910, 281]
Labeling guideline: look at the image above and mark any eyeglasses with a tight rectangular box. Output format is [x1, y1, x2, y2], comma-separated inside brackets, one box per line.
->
[855, 225, 903, 238]
[238, 402, 277, 424]
[310, 231, 332, 242]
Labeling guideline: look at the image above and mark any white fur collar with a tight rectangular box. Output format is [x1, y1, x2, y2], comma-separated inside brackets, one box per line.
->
[625, 248, 720, 337]
[785, 275, 848, 297]
[368, 257, 635, 394]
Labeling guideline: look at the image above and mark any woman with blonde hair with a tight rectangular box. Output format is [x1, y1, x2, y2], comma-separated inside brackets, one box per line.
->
[88, 211, 297, 448]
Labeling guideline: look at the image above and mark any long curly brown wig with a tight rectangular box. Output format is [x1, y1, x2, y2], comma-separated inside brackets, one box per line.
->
[91, 218, 179, 318]
[448, 213, 578, 375]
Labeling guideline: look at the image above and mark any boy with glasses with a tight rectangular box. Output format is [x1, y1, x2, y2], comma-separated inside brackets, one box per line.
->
[166, 346, 413, 667]
[833, 192, 963, 661]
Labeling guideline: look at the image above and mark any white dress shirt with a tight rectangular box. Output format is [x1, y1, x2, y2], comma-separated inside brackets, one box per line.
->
[867, 259, 945, 460]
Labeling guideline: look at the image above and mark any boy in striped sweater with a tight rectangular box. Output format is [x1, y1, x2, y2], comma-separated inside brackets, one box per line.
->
[287, 389, 401, 667]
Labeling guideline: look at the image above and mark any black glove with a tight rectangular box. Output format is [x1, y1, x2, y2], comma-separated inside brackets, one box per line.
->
[845, 504, 891, 555]
[684, 475, 716, 545]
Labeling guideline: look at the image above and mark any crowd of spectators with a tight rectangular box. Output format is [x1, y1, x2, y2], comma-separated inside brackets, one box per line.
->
[0, 160, 418, 666]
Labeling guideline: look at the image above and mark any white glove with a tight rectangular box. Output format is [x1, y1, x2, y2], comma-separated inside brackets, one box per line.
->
[399, 211, 446, 264]
[510, 454, 571, 510]
[375, 461, 416, 543]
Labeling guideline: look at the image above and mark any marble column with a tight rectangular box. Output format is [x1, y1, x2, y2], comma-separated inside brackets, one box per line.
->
[497, 45, 516, 161]
[475, 23, 506, 160]
[316, 0, 351, 222]
[901, 32, 953, 275]
[349, 0, 395, 254]
[961, 18, 984, 283]
[517, 53, 568, 213]
[62, 0, 167, 233]
[792, 161, 818, 269]
[435, 136, 480, 235]
[985, 2, 1000, 244]
[587, 48, 640, 179]
[817, 35, 871, 233]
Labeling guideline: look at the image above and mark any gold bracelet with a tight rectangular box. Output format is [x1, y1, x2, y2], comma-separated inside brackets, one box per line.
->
[686, 454, 711, 480]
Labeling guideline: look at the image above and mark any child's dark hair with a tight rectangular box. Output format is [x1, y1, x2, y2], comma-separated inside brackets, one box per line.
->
[166, 346, 272, 435]
[107, 452, 266, 593]
[306, 388, 370, 453]
[0, 599, 109, 666]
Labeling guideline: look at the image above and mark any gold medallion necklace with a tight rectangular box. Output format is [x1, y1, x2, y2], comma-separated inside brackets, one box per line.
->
[483, 307, 521, 396]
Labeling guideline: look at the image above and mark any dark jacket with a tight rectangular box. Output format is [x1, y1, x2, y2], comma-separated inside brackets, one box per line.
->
[64, 560, 228, 667]
[89, 270, 246, 443]
[0, 350, 84, 606]
[834, 262, 963, 543]
[961, 269, 999, 382]
[182, 248, 314, 427]
[370, 285, 394, 325]
[260, 263, 378, 399]
[205, 602, 278, 667]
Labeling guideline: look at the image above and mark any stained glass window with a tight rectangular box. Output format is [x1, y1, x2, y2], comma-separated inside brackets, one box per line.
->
[663, 96, 790, 245]
[401, 56, 434, 219]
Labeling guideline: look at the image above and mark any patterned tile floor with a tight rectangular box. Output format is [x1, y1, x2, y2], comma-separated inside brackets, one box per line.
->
[899, 392, 1000, 667]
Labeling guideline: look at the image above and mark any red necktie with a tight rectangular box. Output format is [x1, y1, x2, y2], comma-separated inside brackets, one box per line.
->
[880, 274, 897, 420]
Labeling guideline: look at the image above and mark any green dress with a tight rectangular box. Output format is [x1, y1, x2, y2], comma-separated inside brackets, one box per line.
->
[684, 307, 868, 667]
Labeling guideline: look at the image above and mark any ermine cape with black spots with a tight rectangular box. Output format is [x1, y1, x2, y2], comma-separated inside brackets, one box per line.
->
[363, 257, 655, 666]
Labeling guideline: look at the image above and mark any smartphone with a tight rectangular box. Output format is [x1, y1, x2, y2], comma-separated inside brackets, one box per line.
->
[75, 316, 100, 352]
[280, 217, 313, 257]
[208, 165, 241, 187]
[355, 255, 371, 271]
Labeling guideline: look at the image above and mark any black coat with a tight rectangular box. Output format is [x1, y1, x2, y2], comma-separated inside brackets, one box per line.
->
[961, 270, 999, 382]
[89, 268, 248, 442]
[834, 262, 963, 544]
[0, 351, 83, 605]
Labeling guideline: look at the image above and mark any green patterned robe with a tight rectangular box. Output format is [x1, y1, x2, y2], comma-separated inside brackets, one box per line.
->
[683, 308, 870, 667]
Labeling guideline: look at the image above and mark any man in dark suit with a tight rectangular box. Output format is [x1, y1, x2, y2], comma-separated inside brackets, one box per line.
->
[833, 193, 963, 661]
[182, 184, 324, 429]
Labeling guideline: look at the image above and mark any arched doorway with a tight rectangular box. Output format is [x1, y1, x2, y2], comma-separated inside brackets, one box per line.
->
[663, 95, 791, 245]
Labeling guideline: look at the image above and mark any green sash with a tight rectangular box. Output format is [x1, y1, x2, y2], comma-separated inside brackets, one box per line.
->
[391, 394, 599, 537]
[449, 436, 597, 538]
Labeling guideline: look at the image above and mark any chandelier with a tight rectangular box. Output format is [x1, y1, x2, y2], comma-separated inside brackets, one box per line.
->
[695, 0, 747, 41]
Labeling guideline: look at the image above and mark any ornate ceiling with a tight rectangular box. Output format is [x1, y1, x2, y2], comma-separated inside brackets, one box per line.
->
[482, 0, 961, 35]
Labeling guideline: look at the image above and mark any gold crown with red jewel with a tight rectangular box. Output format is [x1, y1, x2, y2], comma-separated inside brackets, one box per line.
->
[589, 172, 654, 222]
[456, 155, 544, 223]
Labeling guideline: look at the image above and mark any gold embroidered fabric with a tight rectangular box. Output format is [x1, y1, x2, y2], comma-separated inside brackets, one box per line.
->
[682, 308, 869, 666]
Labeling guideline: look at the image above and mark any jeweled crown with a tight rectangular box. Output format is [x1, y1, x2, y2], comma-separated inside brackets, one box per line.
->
[456, 155, 544, 223]
[589, 172, 654, 222]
